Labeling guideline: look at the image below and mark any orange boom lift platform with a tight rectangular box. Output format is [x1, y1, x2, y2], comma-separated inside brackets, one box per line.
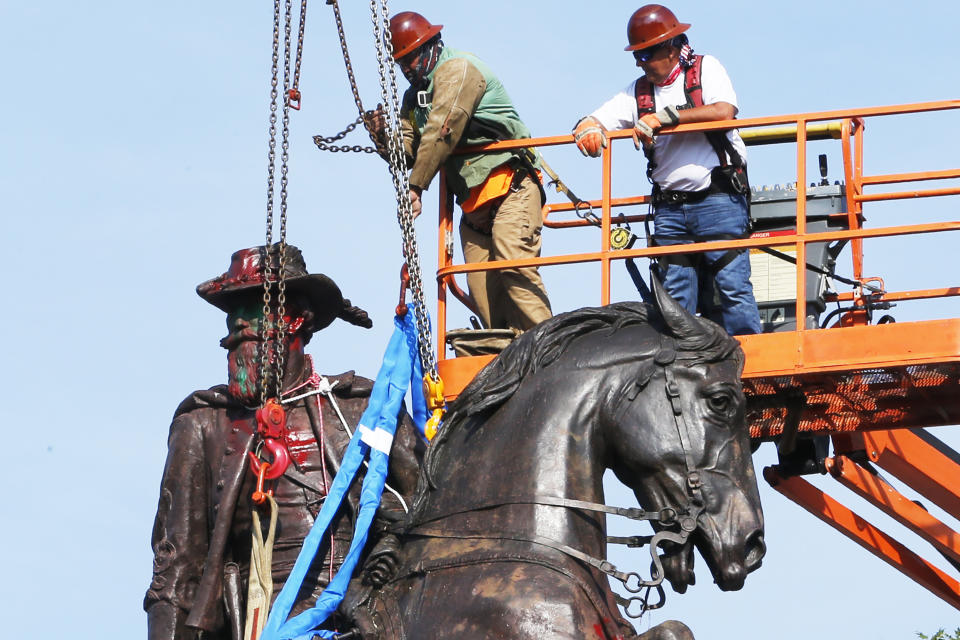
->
[428, 100, 960, 610]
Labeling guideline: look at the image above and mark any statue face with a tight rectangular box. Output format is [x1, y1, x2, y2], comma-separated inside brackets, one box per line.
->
[221, 301, 304, 406]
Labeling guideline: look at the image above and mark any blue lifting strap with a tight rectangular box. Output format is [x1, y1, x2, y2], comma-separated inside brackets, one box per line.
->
[261, 307, 428, 640]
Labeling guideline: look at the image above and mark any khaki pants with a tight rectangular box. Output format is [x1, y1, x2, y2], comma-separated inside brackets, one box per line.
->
[459, 175, 553, 331]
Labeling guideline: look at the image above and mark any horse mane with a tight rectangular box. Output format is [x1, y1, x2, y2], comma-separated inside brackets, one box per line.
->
[414, 301, 741, 500]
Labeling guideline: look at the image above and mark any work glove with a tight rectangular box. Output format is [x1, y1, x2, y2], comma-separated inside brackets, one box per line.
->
[573, 116, 607, 158]
[633, 106, 680, 151]
[632, 114, 660, 150]
[362, 103, 390, 157]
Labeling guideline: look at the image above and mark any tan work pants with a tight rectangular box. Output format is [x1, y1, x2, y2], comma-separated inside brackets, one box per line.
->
[459, 175, 553, 331]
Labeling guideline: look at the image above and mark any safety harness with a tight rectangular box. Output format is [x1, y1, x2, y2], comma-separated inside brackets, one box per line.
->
[635, 53, 747, 195]
[630, 54, 752, 284]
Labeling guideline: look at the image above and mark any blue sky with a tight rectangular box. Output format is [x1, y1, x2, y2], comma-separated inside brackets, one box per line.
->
[2, 1, 959, 638]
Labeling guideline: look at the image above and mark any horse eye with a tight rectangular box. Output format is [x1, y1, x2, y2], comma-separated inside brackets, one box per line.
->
[707, 393, 732, 414]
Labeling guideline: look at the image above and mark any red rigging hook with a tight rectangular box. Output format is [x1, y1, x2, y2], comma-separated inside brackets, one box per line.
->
[248, 439, 290, 480]
[248, 398, 290, 480]
[251, 460, 272, 505]
[256, 399, 287, 439]
[396, 263, 411, 317]
[287, 89, 302, 111]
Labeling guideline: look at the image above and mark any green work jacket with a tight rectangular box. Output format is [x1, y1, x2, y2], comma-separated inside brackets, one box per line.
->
[402, 46, 538, 204]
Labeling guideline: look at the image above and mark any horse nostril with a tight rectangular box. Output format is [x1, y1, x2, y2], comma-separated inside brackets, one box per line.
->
[743, 530, 766, 572]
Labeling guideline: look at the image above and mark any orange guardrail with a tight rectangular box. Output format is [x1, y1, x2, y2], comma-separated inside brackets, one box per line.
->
[433, 100, 960, 389]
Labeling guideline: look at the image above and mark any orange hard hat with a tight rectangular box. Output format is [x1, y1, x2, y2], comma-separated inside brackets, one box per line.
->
[624, 4, 690, 52]
[390, 11, 443, 60]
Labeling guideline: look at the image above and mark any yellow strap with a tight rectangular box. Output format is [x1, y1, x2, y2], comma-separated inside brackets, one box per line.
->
[244, 494, 278, 640]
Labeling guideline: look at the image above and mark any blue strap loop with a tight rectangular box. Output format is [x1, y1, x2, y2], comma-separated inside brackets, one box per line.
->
[261, 308, 427, 640]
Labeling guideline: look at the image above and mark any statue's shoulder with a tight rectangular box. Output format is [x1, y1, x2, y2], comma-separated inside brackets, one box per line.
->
[172, 384, 234, 421]
[325, 370, 373, 399]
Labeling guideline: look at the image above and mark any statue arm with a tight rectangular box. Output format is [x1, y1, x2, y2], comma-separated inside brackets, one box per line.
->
[145, 413, 211, 640]
[360, 408, 424, 587]
[388, 407, 425, 500]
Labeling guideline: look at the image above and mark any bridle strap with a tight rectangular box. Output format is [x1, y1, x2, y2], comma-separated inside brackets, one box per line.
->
[408, 526, 635, 583]
[406, 525, 691, 592]
[403, 494, 677, 531]
[657, 336, 707, 512]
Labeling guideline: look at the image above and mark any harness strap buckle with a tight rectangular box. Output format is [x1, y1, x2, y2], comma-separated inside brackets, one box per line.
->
[416, 90, 431, 108]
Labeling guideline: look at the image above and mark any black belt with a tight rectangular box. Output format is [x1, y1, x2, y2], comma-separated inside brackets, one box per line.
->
[652, 166, 746, 206]
[651, 187, 713, 206]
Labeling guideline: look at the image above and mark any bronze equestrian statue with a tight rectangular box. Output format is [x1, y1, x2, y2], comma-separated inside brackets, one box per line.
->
[341, 278, 765, 640]
[144, 245, 424, 640]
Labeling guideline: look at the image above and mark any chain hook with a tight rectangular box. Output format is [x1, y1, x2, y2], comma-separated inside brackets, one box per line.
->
[248, 398, 290, 479]
[423, 373, 446, 440]
[248, 439, 290, 480]
[396, 263, 411, 317]
[251, 460, 273, 505]
[287, 88, 302, 110]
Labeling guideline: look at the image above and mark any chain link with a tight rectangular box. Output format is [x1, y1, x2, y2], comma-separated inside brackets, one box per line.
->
[331, 0, 367, 117]
[261, 0, 303, 404]
[312, 115, 377, 153]
[274, 0, 294, 398]
[290, 0, 308, 97]
[313, 0, 380, 154]
[369, 0, 437, 379]
[261, 0, 282, 407]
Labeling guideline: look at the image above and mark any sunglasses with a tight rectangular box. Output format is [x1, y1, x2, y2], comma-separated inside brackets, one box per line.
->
[633, 42, 670, 63]
[397, 50, 419, 68]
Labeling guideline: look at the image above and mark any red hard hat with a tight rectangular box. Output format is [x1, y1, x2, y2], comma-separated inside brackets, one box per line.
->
[624, 4, 690, 52]
[390, 11, 443, 60]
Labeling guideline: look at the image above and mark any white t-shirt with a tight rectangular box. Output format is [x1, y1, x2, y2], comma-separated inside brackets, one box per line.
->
[590, 55, 747, 191]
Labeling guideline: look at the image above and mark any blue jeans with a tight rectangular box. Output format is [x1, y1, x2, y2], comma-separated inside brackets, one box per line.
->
[653, 192, 762, 335]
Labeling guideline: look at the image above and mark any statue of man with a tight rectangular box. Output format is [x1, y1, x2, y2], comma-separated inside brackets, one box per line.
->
[145, 245, 424, 639]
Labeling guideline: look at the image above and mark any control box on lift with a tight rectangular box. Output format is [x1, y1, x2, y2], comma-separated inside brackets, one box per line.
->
[748, 157, 849, 333]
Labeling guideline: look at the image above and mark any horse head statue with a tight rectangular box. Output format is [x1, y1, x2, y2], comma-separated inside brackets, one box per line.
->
[350, 281, 765, 639]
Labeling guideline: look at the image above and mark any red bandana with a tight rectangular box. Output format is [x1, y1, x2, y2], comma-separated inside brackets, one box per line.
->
[656, 63, 683, 87]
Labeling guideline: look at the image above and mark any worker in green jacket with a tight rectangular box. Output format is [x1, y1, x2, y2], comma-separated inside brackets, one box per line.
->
[372, 11, 552, 333]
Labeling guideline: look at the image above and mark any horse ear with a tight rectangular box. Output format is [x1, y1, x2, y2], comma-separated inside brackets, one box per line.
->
[651, 272, 701, 340]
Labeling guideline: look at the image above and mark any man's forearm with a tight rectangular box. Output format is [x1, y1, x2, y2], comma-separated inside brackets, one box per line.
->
[676, 101, 737, 124]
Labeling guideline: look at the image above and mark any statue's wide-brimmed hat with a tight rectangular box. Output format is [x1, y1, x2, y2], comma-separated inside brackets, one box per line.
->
[196, 245, 348, 331]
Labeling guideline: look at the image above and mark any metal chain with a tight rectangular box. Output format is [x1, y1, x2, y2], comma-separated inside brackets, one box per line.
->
[260, 0, 301, 404]
[290, 0, 308, 97]
[260, 0, 282, 408]
[331, 0, 366, 116]
[312, 115, 377, 154]
[369, 0, 437, 379]
[274, 0, 294, 399]
[313, 0, 379, 154]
